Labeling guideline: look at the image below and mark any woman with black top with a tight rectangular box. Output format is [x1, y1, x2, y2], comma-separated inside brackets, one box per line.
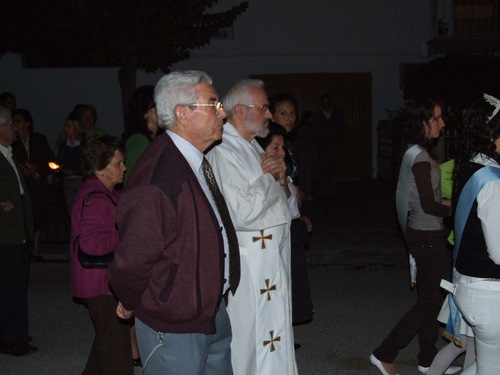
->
[452, 94, 500, 375]
[256, 122, 313, 330]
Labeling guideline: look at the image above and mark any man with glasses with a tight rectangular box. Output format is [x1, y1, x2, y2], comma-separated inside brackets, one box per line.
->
[206, 79, 298, 375]
[108, 71, 239, 375]
[0, 106, 37, 356]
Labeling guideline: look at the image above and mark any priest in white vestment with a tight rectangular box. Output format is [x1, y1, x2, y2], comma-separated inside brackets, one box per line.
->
[207, 79, 298, 375]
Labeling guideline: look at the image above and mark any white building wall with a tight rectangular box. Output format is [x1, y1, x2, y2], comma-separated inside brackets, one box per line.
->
[0, 0, 434, 175]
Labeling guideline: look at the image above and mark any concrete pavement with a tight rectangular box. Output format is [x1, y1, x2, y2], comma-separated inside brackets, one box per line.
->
[0, 179, 462, 374]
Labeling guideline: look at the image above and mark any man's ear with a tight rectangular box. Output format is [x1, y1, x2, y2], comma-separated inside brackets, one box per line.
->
[175, 105, 189, 128]
[233, 104, 245, 118]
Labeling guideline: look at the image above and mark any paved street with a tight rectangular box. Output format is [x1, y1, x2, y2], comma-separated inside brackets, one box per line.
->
[0, 179, 461, 374]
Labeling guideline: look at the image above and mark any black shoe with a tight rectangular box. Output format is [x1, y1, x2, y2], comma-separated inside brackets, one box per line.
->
[0, 342, 38, 356]
[132, 357, 142, 367]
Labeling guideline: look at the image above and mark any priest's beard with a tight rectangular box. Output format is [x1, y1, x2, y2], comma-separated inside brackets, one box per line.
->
[245, 114, 269, 138]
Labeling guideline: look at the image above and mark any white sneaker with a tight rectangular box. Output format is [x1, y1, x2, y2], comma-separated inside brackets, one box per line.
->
[418, 365, 461, 374]
[370, 354, 400, 375]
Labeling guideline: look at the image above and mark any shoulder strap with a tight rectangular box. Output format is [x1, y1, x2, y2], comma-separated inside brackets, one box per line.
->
[454, 166, 500, 262]
[81, 191, 117, 211]
[74, 190, 117, 251]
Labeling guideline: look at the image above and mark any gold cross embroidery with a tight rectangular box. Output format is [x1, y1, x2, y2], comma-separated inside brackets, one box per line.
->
[252, 229, 272, 249]
[260, 279, 277, 301]
[263, 330, 281, 352]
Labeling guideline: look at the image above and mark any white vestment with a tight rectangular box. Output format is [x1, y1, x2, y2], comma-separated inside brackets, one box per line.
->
[207, 123, 297, 375]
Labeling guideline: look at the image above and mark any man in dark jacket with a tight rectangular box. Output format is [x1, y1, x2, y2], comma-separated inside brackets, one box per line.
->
[108, 71, 239, 375]
[11, 108, 55, 261]
[313, 93, 344, 199]
[0, 106, 37, 356]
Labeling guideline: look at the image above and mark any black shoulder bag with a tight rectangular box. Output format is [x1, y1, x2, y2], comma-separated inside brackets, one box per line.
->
[74, 191, 117, 269]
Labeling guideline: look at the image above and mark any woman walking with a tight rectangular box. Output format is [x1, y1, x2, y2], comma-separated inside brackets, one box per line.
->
[370, 97, 457, 375]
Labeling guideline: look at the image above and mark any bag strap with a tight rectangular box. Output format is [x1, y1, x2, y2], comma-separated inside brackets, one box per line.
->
[81, 190, 117, 210]
[73, 190, 117, 252]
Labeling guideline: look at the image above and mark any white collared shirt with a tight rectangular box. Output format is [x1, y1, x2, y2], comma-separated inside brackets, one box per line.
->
[0, 144, 24, 195]
[167, 130, 230, 294]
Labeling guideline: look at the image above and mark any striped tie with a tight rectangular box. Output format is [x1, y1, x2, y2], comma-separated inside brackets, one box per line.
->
[202, 157, 240, 294]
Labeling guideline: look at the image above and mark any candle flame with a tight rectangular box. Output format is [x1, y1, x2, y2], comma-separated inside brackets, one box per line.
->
[48, 162, 61, 170]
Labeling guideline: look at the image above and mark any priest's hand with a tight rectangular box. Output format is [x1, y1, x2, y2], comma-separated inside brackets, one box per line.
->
[261, 153, 286, 181]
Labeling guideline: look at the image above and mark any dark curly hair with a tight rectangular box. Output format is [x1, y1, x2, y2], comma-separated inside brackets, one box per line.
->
[396, 96, 441, 168]
[453, 95, 500, 196]
[13, 108, 33, 131]
[268, 93, 299, 116]
[255, 122, 287, 151]
[81, 135, 125, 179]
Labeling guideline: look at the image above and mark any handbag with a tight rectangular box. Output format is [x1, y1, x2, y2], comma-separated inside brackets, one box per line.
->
[75, 191, 117, 269]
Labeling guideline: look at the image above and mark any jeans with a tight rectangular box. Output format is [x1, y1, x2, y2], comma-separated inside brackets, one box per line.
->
[455, 280, 500, 375]
[136, 298, 232, 375]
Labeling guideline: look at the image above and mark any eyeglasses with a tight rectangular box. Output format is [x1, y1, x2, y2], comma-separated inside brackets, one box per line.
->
[240, 104, 270, 112]
[186, 101, 224, 115]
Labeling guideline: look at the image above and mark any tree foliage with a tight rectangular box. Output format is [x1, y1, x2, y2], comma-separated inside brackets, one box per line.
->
[2, 0, 248, 71]
[1, 0, 248, 116]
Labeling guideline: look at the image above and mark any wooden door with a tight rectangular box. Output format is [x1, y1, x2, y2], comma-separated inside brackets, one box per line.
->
[250, 72, 373, 180]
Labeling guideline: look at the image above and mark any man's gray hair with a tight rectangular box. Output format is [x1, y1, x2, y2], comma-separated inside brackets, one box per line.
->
[223, 79, 265, 119]
[154, 71, 213, 129]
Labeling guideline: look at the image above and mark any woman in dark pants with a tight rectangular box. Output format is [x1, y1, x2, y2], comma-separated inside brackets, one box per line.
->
[370, 97, 458, 375]
[269, 94, 315, 326]
[70, 135, 132, 375]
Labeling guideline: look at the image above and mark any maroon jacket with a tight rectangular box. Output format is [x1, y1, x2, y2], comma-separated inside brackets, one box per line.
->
[71, 178, 119, 299]
[107, 133, 225, 334]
